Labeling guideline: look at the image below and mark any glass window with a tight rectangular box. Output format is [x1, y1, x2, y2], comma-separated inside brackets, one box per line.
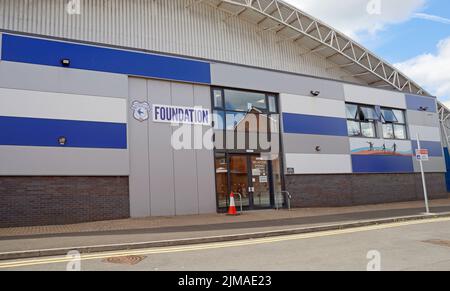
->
[213, 89, 223, 109]
[346, 103, 377, 138]
[224, 89, 267, 112]
[347, 120, 361, 137]
[346, 104, 359, 119]
[215, 153, 229, 209]
[360, 106, 380, 121]
[268, 96, 277, 113]
[381, 109, 398, 123]
[383, 124, 395, 139]
[394, 124, 407, 140]
[213, 110, 225, 130]
[225, 112, 246, 130]
[393, 110, 405, 124]
[361, 122, 376, 138]
[381, 107, 407, 140]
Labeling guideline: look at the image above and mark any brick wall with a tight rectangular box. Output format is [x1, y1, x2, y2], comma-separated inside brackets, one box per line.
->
[286, 173, 449, 208]
[0, 177, 130, 228]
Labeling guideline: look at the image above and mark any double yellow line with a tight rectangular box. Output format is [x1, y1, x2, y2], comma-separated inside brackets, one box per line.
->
[1, 216, 449, 270]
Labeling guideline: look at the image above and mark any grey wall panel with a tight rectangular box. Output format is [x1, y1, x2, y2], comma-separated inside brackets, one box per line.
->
[413, 157, 446, 173]
[0, 146, 128, 176]
[211, 63, 345, 100]
[147, 79, 176, 216]
[128, 78, 216, 217]
[407, 110, 440, 128]
[283, 134, 351, 155]
[128, 77, 150, 217]
[194, 85, 217, 214]
[172, 82, 200, 215]
[0, 61, 128, 98]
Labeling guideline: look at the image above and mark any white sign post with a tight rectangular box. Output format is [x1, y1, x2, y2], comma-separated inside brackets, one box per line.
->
[416, 134, 430, 215]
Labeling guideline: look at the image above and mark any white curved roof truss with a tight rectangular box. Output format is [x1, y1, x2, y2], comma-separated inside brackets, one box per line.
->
[204, 0, 430, 96]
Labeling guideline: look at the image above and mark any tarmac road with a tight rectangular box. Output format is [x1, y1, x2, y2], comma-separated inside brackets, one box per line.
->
[1, 216, 450, 271]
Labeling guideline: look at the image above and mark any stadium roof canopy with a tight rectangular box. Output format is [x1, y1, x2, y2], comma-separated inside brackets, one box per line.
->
[202, 0, 431, 97]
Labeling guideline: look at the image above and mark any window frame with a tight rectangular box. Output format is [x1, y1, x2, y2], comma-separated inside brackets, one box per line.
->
[211, 87, 280, 152]
[345, 103, 379, 138]
[381, 107, 408, 140]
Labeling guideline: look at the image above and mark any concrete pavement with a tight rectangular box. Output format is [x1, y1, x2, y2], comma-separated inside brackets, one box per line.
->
[2, 216, 450, 271]
[0, 199, 450, 260]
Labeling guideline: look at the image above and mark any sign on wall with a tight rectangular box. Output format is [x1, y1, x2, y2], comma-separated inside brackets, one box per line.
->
[153, 104, 210, 126]
[131, 100, 210, 126]
[416, 149, 429, 161]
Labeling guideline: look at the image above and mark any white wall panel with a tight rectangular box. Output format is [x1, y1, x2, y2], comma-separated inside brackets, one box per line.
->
[281, 93, 346, 118]
[344, 84, 406, 109]
[285, 154, 352, 174]
[409, 125, 442, 142]
[0, 87, 127, 123]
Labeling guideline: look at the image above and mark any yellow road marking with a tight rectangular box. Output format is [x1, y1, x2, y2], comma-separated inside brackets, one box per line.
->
[1, 216, 450, 269]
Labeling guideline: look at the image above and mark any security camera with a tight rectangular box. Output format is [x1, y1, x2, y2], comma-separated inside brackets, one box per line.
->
[311, 90, 321, 96]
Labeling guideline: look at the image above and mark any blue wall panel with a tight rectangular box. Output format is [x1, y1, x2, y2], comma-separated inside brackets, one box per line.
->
[0, 116, 127, 149]
[352, 155, 414, 173]
[411, 140, 443, 157]
[406, 94, 437, 113]
[1, 34, 211, 84]
[444, 147, 450, 192]
[283, 113, 348, 137]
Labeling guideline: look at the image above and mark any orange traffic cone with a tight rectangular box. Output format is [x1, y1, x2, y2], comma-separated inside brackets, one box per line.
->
[227, 192, 239, 216]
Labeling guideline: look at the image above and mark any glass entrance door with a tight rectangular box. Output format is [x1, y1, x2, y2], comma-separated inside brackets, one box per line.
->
[229, 155, 251, 207]
[223, 154, 273, 210]
[250, 156, 272, 208]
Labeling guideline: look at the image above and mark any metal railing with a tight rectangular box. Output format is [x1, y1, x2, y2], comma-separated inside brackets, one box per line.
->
[235, 193, 244, 214]
[275, 191, 293, 211]
[282, 191, 292, 211]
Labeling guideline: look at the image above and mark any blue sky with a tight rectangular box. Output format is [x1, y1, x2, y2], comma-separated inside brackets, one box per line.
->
[366, 0, 450, 63]
[285, 0, 450, 104]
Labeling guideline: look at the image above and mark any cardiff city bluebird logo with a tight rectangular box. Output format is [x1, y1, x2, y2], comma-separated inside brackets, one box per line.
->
[131, 101, 151, 122]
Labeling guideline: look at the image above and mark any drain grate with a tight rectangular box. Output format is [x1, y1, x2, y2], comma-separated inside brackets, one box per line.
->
[103, 255, 147, 266]
[423, 239, 450, 248]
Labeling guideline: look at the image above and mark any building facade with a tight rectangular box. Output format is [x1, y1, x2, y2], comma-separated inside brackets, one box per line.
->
[0, 0, 448, 227]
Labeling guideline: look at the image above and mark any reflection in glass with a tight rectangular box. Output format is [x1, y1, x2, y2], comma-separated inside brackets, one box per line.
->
[381, 109, 398, 123]
[347, 120, 361, 137]
[213, 90, 223, 108]
[394, 124, 407, 140]
[229, 156, 250, 207]
[224, 89, 267, 112]
[360, 106, 379, 121]
[215, 154, 228, 209]
[268, 96, 277, 113]
[393, 110, 405, 124]
[361, 122, 376, 138]
[346, 104, 358, 119]
[383, 124, 395, 139]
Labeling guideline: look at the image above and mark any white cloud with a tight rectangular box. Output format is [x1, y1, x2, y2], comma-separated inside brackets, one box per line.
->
[413, 13, 450, 25]
[395, 37, 450, 101]
[284, 0, 426, 38]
